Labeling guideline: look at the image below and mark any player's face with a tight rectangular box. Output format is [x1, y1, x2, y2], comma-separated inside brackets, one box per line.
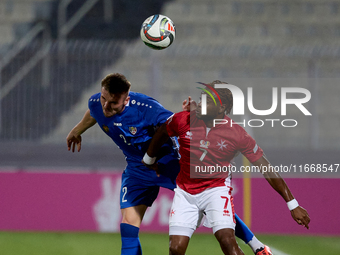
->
[100, 87, 129, 117]
[196, 93, 221, 120]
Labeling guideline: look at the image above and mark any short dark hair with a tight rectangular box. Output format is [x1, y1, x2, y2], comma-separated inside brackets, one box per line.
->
[206, 80, 233, 115]
[101, 73, 131, 95]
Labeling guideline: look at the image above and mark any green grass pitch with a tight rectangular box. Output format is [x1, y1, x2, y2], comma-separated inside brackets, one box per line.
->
[0, 231, 339, 255]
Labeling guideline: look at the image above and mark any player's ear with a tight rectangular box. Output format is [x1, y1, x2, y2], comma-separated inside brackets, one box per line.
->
[124, 96, 130, 105]
[225, 103, 233, 115]
[219, 104, 227, 114]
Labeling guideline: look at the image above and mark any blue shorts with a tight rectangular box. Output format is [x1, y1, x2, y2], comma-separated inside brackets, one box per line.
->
[120, 155, 180, 209]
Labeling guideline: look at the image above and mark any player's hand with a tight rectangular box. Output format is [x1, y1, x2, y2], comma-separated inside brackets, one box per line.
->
[291, 206, 310, 229]
[66, 132, 82, 152]
[182, 96, 197, 111]
[142, 160, 161, 177]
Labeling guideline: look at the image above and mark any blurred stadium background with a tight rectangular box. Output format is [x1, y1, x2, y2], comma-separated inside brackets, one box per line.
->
[0, 0, 339, 254]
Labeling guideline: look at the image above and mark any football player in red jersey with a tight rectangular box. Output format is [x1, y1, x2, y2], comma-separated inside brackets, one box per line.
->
[143, 80, 310, 255]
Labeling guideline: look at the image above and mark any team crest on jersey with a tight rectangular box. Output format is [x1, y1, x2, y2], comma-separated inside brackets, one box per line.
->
[200, 140, 210, 148]
[102, 125, 109, 133]
[129, 127, 137, 135]
[217, 139, 228, 151]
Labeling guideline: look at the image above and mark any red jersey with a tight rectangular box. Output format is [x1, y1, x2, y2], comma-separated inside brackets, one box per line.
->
[166, 111, 263, 195]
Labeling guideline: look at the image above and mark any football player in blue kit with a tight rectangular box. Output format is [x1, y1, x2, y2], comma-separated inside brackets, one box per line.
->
[66, 73, 272, 255]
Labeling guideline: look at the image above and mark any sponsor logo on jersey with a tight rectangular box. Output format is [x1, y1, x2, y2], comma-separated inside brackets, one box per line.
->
[200, 140, 210, 148]
[185, 131, 192, 139]
[170, 209, 175, 217]
[129, 127, 137, 135]
[102, 125, 109, 133]
[114, 122, 122, 126]
[223, 209, 230, 216]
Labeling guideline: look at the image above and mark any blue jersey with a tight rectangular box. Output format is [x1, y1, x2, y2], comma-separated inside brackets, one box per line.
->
[89, 91, 179, 182]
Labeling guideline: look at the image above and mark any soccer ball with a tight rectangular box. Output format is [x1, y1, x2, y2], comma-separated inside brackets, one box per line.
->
[140, 14, 176, 50]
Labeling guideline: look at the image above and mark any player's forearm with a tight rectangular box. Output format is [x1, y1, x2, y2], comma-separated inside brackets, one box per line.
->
[253, 156, 294, 202]
[263, 172, 294, 202]
[73, 109, 97, 135]
[253, 158, 309, 227]
[146, 123, 170, 158]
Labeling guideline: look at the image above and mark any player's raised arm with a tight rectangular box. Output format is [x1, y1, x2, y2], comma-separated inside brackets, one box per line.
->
[142, 123, 170, 175]
[66, 109, 97, 152]
[252, 156, 310, 229]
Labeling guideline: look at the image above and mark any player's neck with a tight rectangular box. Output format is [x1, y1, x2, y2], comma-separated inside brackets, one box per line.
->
[203, 113, 225, 128]
[204, 119, 214, 128]
[118, 105, 126, 114]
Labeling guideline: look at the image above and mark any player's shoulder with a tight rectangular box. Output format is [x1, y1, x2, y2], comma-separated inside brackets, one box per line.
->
[88, 93, 101, 107]
[89, 92, 100, 101]
[227, 116, 256, 142]
[174, 110, 190, 118]
[226, 116, 244, 132]
[128, 91, 162, 110]
[168, 111, 190, 125]
[216, 115, 247, 138]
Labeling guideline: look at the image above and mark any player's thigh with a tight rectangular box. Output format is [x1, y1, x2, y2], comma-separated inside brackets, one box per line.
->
[169, 187, 202, 231]
[201, 186, 236, 233]
[120, 172, 160, 209]
[121, 205, 148, 227]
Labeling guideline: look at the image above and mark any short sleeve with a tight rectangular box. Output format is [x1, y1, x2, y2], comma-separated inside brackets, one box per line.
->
[238, 131, 263, 163]
[166, 111, 189, 137]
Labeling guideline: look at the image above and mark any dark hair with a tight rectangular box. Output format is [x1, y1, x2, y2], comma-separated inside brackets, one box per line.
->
[101, 73, 131, 95]
[207, 80, 233, 115]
